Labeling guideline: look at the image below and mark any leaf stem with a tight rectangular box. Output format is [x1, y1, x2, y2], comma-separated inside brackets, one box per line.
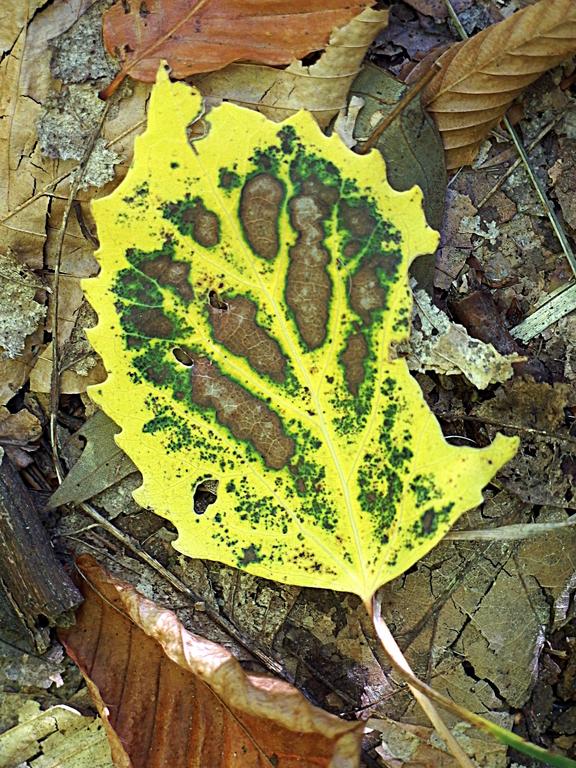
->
[369, 593, 576, 768]
[368, 594, 476, 768]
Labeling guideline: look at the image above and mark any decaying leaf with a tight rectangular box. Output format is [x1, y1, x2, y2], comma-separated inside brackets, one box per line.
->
[84, 67, 517, 604]
[351, 63, 446, 231]
[102, 0, 373, 94]
[194, 8, 388, 129]
[48, 410, 137, 508]
[404, 288, 523, 389]
[0, 251, 45, 359]
[471, 380, 576, 509]
[424, 0, 576, 168]
[59, 555, 363, 768]
[0, 698, 112, 768]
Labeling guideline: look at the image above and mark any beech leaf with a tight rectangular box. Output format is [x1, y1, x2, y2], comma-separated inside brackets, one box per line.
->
[84, 67, 518, 604]
[423, 0, 576, 168]
[102, 0, 373, 96]
[59, 555, 363, 768]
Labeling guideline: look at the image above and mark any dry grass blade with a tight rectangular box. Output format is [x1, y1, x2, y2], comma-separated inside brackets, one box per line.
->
[423, 0, 576, 168]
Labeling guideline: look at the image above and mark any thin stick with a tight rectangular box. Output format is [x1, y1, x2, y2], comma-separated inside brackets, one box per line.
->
[356, 66, 437, 155]
[49, 101, 111, 478]
[369, 595, 476, 768]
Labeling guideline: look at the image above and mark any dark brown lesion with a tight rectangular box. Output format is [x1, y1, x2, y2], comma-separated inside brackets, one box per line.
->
[209, 295, 286, 382]
[285, 195, 331, 350]
[123, 306, 176, 339]
[190, 357, 295, 470]
[339, 200, 377, 239]
[239, 173, 285, 260]
[349, 257, 389, 325]
[340, 330, 368, 396]
[163, 195, 220, 248]
[140, 252, 194, 302]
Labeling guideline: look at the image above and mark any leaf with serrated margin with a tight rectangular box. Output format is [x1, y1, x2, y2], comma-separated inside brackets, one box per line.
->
[84, 67, 518, 603]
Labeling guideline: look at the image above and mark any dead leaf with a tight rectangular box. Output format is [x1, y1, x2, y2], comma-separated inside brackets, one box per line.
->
[0, 1, 97, 269]
[48, 410, 137, 508]
[471, 380, 576, 508]
[60, 555, 363, 768]
[0, 407, 42, 446]
[102, 0, 374, 95]
[193, 8, 388, 127]
[351, 63, 446, 230]
[0, 699, 113, 768]
[370, 716, 500, 768]
[403, 288, 522, 388]
[0, 251, 46, 359]
[423, 0, 576, 168]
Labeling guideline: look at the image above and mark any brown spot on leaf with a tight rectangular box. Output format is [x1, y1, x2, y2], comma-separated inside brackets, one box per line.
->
[240, 174, 284, 259]
[349, 256, 396, 325]
[191, 358, 294, 469]
[340, 331, 368, 395]
[124, 306, 175, 339]
[141, 253, 194, 301]
[286, 195, 331, 349]
[164, 196, 220, 248]
[209, 296, 286, 382]
[339, 200, 376, 239]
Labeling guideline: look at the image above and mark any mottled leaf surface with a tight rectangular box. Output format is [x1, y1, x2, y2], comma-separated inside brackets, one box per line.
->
[85, 67, 517, 602]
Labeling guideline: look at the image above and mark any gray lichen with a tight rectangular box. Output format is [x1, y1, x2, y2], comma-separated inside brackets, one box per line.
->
[0, 252, 46, 359]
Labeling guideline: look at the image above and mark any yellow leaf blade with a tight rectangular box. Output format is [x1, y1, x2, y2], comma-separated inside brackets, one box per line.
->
[85, 67, 518, 603]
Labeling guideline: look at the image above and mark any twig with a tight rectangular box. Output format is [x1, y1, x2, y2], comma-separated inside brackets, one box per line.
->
[49, 101, 111, 479]
[476, 115, 563, 209]
[356, 66, 437, 155]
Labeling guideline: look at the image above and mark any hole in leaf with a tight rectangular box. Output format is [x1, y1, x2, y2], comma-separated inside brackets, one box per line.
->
[209, 289, 228, 310]
[172, 347, 194, 366]
[194, 479, 218, 515]
[300, 50, 324, 66]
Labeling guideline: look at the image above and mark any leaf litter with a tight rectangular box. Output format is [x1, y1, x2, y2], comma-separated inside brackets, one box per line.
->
[0, 0, 576, 766]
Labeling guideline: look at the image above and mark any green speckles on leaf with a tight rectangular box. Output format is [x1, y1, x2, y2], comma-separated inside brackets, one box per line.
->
[86, 71, 517, 601]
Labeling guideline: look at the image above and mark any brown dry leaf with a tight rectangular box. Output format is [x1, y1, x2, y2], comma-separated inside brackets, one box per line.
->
[102, 0, 373, 94]
[60, 555, 363, 768]
[423, 0, 576, 168]
[0, 406, 41, 446]
[471, 379, 576, 508]
[193, 8, 388, 128]
[0, 1, 99, 269]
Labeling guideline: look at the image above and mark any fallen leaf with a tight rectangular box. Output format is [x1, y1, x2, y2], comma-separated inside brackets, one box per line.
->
[0, 699, 112, 768]
[351, 62, 446, 230]
[0, 251, 46, 359]
[0, 407, 42, 446]
[193, 8, 388, 128]
[84, 67, 517, 603]
[423, 0, 576, 168]
[48, 410, 137, 508]
[471, 380, 576, 508]
[0, 1, 97, 269]
[59, 555, 363, 768]
[102, 0, 373, 95]
[403, 287, 522, 388]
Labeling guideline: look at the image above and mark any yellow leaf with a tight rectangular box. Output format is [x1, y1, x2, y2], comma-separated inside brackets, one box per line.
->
[84, 66, 518, 604]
